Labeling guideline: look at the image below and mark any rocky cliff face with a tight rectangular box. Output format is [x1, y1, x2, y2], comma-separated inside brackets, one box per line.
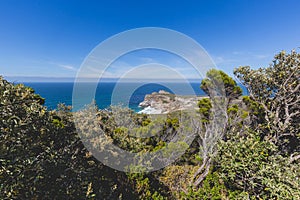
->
[138, 90, 204, 114]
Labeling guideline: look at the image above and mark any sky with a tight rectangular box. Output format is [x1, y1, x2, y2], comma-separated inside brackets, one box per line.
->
[0, 0, 300, 81]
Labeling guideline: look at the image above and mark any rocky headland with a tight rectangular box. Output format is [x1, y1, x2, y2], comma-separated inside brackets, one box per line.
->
[138, 90, 205, 114]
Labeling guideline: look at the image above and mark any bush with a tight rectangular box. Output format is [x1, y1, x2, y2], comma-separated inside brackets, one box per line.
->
[0, 77, 136, 199]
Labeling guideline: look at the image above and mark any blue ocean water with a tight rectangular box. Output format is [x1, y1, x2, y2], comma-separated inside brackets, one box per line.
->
[24, 82, 248, 112]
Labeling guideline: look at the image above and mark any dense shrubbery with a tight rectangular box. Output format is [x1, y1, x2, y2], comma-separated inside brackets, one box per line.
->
[0, 78, 137, 199]
[1, 50, 299, 199]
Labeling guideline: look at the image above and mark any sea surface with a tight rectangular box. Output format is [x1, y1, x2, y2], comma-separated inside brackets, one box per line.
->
[24, 82, 248, 112]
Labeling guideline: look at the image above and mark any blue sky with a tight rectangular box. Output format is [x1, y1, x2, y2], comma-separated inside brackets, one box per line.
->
[1, 0, 300, 81]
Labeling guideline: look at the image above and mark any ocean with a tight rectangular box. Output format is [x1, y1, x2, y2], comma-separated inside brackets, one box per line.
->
[24, 82, 248, 112]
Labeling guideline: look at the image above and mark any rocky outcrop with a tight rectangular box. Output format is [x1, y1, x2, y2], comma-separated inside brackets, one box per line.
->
[138, 90, 205, 114]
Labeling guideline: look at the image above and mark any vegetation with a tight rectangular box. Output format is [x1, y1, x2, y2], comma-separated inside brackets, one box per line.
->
[1, 50, 299, 199]
[200, 69, 242, 101]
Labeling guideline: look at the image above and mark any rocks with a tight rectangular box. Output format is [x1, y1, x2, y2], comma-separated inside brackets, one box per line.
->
[138, 90, 205, 114]
[158, 90, 170, 95]
[138, 106, 162, 114]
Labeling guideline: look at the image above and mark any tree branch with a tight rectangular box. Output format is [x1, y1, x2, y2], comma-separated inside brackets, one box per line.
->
[289, 154, 300, 163]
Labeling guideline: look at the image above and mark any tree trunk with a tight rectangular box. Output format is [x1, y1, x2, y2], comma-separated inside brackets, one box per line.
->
[192, 157, 211, 187]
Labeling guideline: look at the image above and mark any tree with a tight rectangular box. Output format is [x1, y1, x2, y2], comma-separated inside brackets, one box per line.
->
[192, 69, 243, 188]
[212, 49, 300, 199]
[201, 69, 242, 102]
[234, 50, 300, 156]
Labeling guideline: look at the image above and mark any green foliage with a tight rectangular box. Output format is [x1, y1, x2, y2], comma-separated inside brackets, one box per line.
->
[197, 97, 212, 122]
[217, 129, 300, 199]
[159, 165, 197, 199]
[52, 117, 65, 128]
[166, 117, 179, 129]
[242, 96, 265, 127]
[127, 172, 167, 200]
[183, 171, 233, 200]
[201, 69, 242, 101]
[0, 77, 52, 198]
[227, 104, 238, 115]
[0, 77, 136, 199]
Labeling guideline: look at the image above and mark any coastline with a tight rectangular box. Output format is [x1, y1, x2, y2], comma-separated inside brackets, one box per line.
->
[137, 90, 207, 114]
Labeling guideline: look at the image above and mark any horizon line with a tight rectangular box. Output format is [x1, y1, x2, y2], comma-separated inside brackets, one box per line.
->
[3, 75, 203, 83]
